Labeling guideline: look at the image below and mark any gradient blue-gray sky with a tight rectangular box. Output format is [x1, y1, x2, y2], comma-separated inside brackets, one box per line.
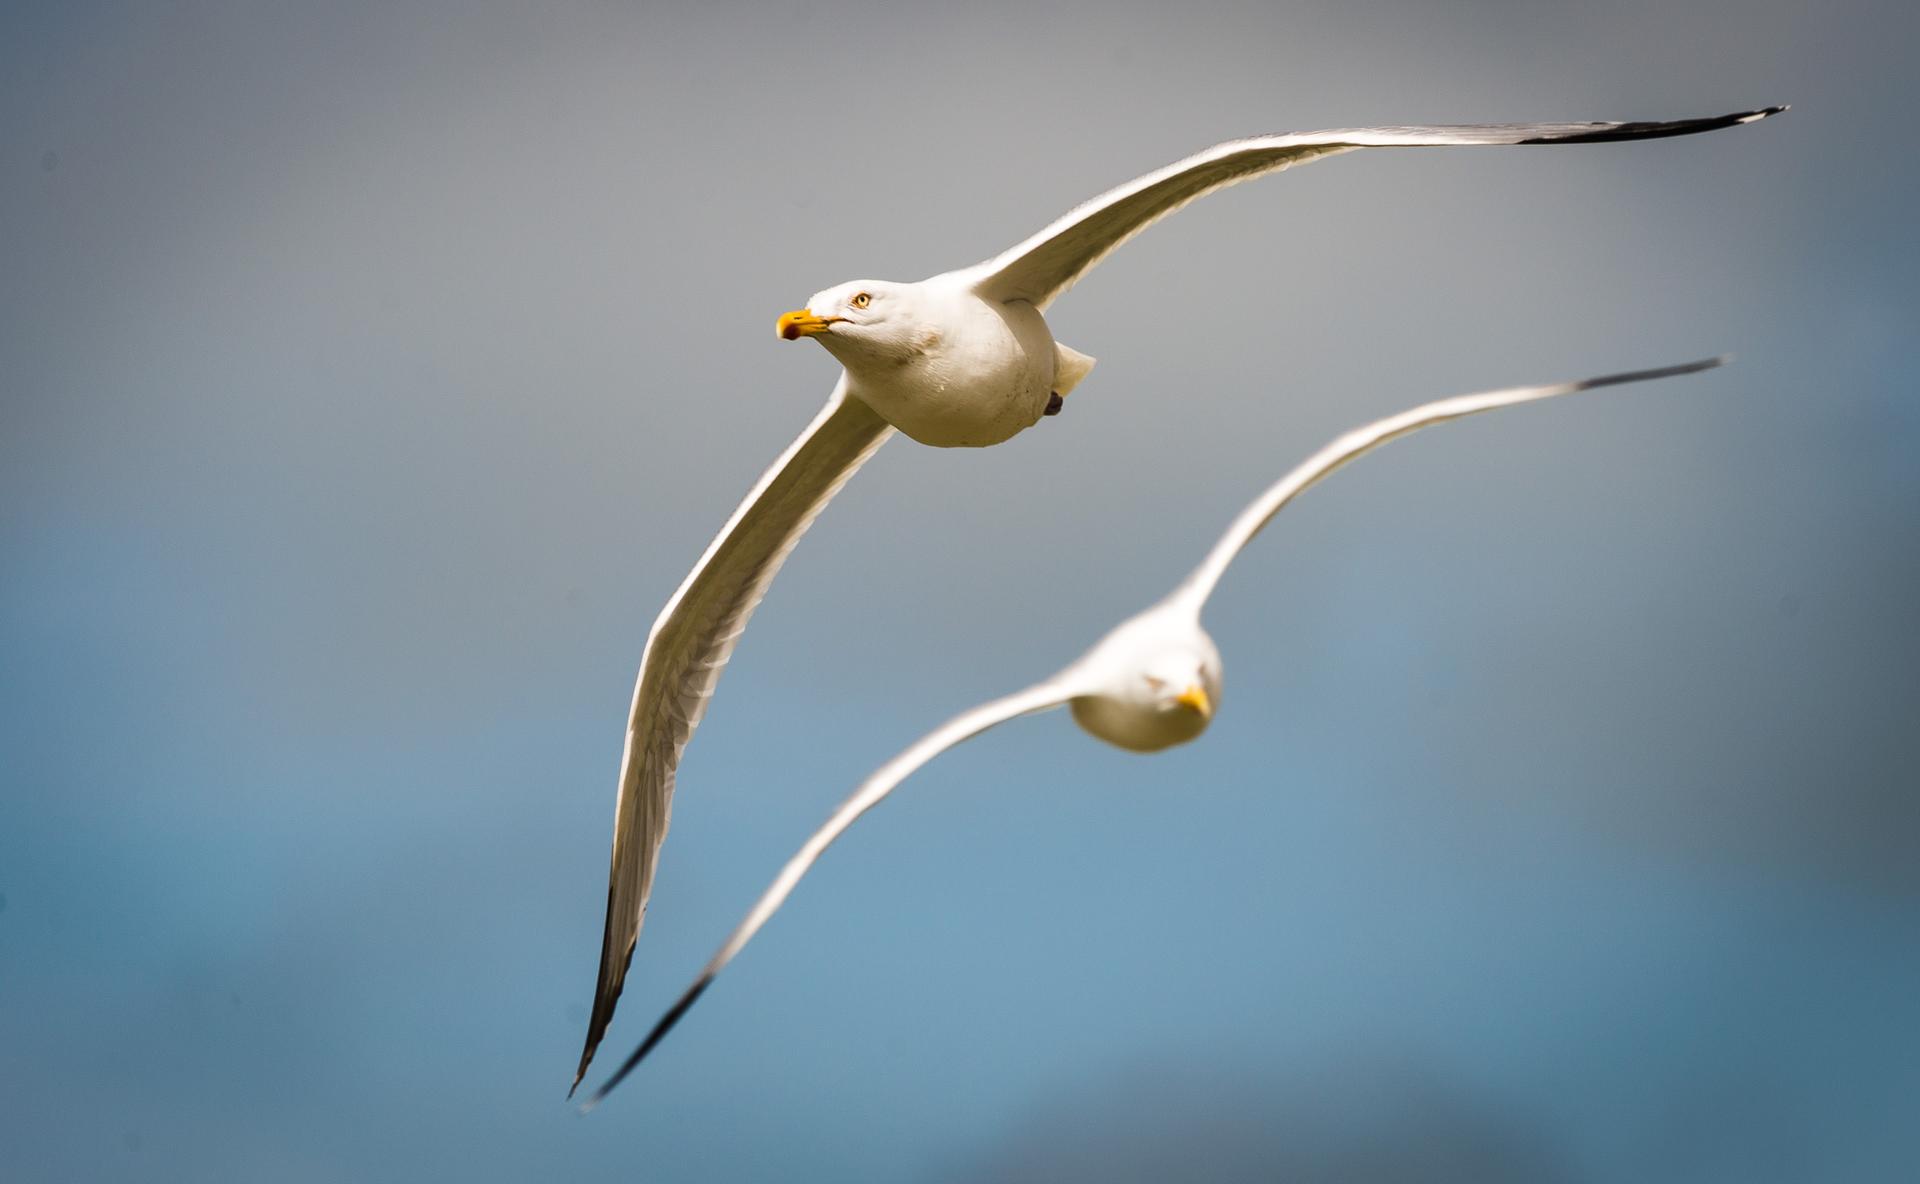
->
[4, 2, 1916, 1181]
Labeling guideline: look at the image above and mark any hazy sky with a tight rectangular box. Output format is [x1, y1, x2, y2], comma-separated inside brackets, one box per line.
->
[4, 2, 1916, 1181]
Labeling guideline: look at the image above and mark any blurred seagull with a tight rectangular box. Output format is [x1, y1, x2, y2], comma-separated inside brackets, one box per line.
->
[580, 356, 1728, 1106]
[574, 108, 1783, 1092]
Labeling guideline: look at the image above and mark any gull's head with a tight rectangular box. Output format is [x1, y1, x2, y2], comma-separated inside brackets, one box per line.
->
[1074, 642, 1223, 753]
[776, 280, 931, 366]
[1136, 645, 1222, 725]
[1069, 611, 1224, 753]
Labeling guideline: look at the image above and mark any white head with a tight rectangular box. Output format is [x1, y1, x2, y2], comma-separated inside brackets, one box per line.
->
[1068, 609, 1224, 753]
[775, 280, 936, 370]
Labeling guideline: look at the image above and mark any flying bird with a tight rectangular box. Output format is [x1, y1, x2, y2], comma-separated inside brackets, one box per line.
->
[579, 356, 1729, 1106]
[573, 108, 1783, 1092]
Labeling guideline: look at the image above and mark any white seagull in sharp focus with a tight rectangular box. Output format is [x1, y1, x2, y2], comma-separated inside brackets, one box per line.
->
[572, 107, 1783, 1093]
[578, 356, 1730, 1106]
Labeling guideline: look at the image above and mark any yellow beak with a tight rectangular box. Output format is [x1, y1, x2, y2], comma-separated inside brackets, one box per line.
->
[1174, 685, 1212, 718]
[776, 309, 842, 340]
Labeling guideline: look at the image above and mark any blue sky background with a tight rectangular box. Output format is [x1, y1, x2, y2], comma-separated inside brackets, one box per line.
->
[3, 2, 1916, 1180]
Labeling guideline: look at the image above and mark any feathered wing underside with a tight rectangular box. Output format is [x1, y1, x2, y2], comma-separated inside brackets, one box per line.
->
[572, 384, 892, 1094]
[581, 678, 1078, 1107]
[964, 109, 1783, 310]
[1168, 358, 1727, 613]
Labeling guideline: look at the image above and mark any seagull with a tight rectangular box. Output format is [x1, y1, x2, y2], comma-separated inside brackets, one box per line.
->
[579, 356, 1728, 1106]
[573, 107, 1783, 1092]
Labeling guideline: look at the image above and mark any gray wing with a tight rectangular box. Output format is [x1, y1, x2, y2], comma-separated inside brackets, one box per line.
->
[962, 108, 1784, 310]
[1167, 359, 1727, 613]
[579, 678, 1078, 1108]
[572, 382, 892, 1094]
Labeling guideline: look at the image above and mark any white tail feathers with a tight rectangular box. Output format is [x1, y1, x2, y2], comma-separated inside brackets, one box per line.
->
[1053, 343, 1097, 398]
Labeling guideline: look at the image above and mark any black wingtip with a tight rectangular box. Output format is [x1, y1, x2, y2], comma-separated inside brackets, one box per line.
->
[569, 925, 641, 1101]
[1570, 355, 1728, 395]
[578, 976, 716, 1114]
[1519, 105, 1788, 145]
[567, 1041, 595, 1099]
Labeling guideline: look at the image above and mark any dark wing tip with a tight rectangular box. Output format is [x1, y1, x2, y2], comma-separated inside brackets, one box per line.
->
[568, 1036, 598, 1097]
[569, 923, 642, 1094]
[1519, 106, 1787, 145]
[1570, 355, 1728, 394]
[578, 975, 716, 1114]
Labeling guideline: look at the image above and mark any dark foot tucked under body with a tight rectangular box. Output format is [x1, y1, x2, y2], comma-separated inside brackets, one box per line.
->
[1044, 392, 1064, 416]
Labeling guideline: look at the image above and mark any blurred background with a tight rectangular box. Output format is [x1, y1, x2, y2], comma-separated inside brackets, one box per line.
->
[4, 2, 1915, 1180]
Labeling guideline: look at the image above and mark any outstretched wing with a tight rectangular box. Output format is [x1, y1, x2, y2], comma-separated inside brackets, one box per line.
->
[1167, 358, 1727, 612]
[573, 382, 892, 1094]
[580, 678, 1078, 1108]
[962, 108, 1783, 310]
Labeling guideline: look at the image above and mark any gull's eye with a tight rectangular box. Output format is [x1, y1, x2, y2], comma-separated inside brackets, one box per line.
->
[1143, 675, 1167, 692]
[850, 292, 872, 309]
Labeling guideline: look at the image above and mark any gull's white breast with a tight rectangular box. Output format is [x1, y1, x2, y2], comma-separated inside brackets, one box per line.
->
[1069, 694, 1212, 753]
[852, 288, 1057, 448]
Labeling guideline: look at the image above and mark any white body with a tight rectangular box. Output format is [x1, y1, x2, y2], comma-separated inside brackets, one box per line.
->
[816, 281, 1061, 447]
[1067, 610, 1223, 753]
